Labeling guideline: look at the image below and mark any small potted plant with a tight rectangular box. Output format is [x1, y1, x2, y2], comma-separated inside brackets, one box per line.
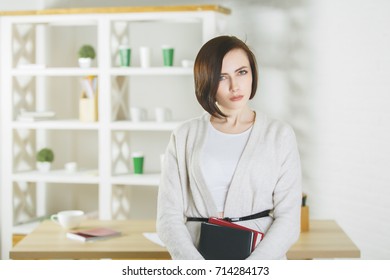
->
[78, 44, 96, 68]
[36, 148, 54, 172]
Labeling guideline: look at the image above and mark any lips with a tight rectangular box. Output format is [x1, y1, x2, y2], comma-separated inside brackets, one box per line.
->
[230, 95, 244, 101]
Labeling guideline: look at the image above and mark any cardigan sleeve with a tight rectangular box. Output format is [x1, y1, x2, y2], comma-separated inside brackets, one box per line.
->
[156, 133, 204, 260]
[247, 126, 302, 259]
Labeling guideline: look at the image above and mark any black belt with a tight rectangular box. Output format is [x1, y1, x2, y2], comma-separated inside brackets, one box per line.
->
[186, 209, 271, 223]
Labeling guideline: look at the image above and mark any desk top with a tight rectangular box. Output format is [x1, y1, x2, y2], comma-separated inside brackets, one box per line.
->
[10, 220, 170, 260]
[11, 219, 360, 260]
[288, 220, 360, 259]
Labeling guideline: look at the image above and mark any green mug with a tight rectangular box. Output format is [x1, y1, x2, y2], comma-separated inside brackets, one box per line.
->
[132, 152, 144, 174]
[161, 45, 174, 67]
[119, 46, 131, 67]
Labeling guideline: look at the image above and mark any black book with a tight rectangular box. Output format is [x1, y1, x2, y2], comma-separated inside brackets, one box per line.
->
[198, 222, 253, 260]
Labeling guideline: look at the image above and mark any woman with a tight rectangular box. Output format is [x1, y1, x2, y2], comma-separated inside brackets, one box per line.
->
[157, 36, 302, 259]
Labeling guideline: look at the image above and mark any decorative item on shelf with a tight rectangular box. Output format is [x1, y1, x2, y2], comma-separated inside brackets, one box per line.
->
[119, 45, 131, 67]
[154, 107, 172, 122]
[132, 152, 144, 174]
[301, 193, 309, 232]
[64, 162, 77, 173]
[79, 75, 98, 122]
[36, 148, 54, 172]
[139, 46, 151, 68]
[17, 109, 55, 122]
[181, 59, 194, 68]
[78, 44, 96, 68]
[161, 45, 174, 66]
[17, 63, 46, 70]
[129, 107, 147, 122]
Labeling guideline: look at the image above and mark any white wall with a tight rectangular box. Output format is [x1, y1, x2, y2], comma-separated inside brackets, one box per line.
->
[308, 0, 390, 259]
[0, 1, 44, 10]
[2, 0, 390, 259]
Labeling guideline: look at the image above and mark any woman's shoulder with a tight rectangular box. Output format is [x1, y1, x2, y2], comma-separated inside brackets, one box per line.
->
[255, 112, 296, 139]
[172, 112, 209, 137]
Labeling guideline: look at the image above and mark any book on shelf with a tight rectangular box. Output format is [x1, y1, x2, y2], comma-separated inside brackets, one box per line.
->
[198, 218, 264, 260]
[17, 116, 52, 122]
[66, 227, 121, 242]
[17, 63, 46, 70]
[17, 110, 56, 122]
[80, 76, 98, 99]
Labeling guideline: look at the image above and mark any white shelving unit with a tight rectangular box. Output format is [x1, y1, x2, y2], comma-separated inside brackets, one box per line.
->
[11, 67, 100, 76]
[110, 67, 193, 76]
[0, 5, 230, 259]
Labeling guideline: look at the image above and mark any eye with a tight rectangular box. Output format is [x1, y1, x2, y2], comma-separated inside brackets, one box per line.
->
[219, 75, 227, 81]
[238, 69, 248, 75]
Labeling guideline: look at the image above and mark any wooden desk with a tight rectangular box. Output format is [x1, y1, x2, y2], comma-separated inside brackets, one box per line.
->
[288, 220, 360, 259]
[10, 219, 360, 260]
[10, 220, 170, 260]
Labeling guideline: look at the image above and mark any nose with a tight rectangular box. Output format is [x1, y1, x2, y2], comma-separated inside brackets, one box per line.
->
[230, 77, 239, 94]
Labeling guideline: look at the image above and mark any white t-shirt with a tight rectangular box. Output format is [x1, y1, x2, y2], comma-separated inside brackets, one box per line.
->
[200, 122, 252, 212]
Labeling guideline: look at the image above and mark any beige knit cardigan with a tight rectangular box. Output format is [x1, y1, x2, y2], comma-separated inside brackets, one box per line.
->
[157, 112, 302, 259]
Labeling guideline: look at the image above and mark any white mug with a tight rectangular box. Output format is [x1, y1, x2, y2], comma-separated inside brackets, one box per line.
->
[139, 46, 151, 68]
[51, 210, 85, 229]
[130, 107, 147, 122]
[181, 59, 194, 68]
[64, 162, 77, 173]
[155, 107, 172, 122]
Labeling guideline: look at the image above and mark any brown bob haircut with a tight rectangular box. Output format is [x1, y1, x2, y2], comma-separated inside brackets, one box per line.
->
[194, 35, 258, 118]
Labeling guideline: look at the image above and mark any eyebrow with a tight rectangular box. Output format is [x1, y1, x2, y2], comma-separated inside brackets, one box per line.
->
[220, 66, 249, 75]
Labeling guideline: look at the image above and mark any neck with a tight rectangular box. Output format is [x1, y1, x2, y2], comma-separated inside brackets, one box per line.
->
[214, 107, 254, 125]
[211, 106, 255, 133]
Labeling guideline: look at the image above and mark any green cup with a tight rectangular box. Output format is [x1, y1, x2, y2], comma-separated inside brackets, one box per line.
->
[162, 45, 174, 67]
[119, 46, 131, 67]
[132, 152, 144, 174]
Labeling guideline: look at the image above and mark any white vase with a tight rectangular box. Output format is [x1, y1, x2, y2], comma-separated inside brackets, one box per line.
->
[37, 162, 51, 172]
[78, 57, 92, 68]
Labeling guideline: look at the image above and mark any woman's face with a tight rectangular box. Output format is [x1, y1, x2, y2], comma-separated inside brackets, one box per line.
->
[216, 48, 252, 113]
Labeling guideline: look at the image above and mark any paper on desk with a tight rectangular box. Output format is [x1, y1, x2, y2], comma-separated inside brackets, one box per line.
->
[143, 232, 165, 247]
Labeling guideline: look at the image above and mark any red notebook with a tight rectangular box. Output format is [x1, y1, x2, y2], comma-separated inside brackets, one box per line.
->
[66, 227, 121, 242]
[208, 217, 264, 252]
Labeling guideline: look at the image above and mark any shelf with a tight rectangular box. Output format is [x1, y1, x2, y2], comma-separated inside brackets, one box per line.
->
[1, 6, 229, 260]
[12, 169, 99, 184]
[111, 173, 160, 186]
[12, 119, 100, 130]
[12, 170, 161, 186]
[10, 67, 192, 77]
[110, 121, 181, 131]
[110, 67, 192, 76]
[11, 67, 99, 76]
[12, 120, 181, 131]
[0, 5, 231, 16]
